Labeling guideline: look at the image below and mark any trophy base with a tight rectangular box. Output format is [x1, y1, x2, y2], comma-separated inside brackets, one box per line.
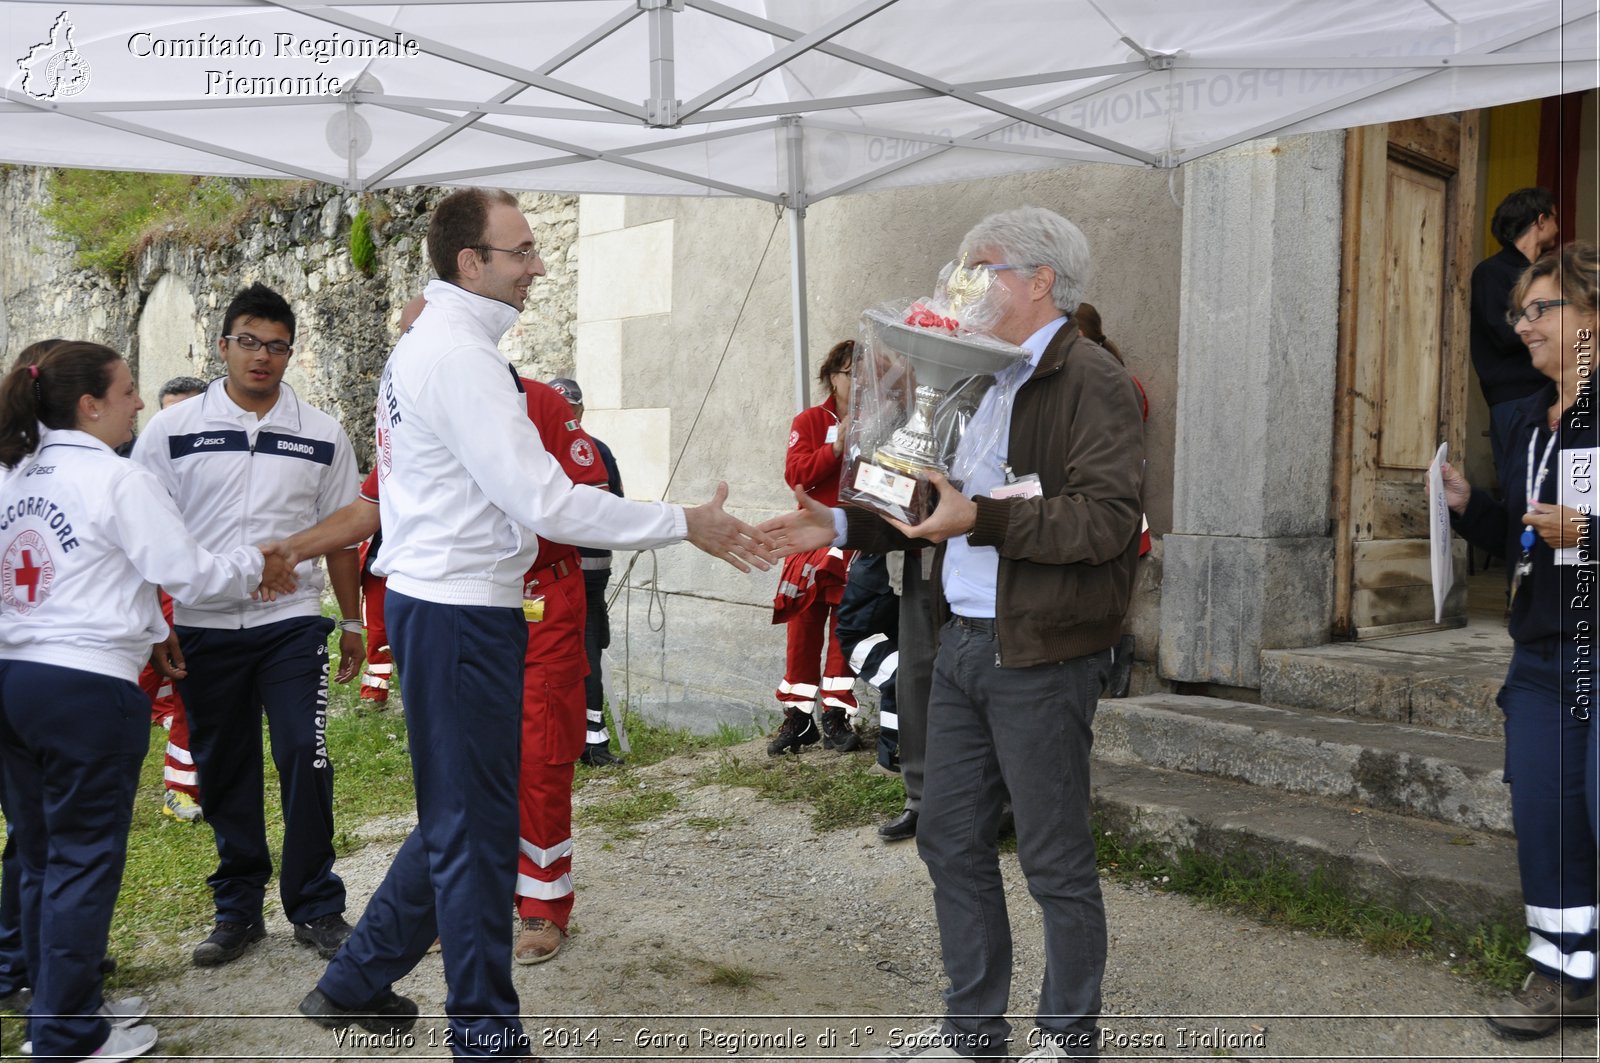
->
[843, 455, 938, 526]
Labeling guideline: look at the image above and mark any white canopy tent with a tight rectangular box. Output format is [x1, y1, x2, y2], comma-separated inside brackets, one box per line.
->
[3, 0, 1596, 405]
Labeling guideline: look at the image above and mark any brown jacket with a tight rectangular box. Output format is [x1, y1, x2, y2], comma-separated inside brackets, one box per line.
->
[844, 321, 1145, 666]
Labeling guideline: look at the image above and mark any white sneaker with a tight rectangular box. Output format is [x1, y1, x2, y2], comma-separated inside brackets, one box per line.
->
[21, 1000, 150, 1055]
[92, 1023, 158, 1060]
[102, 996, 148, 1028]
[862, 1024, 964, 1060]
[1018, 1042, 1068, 1060]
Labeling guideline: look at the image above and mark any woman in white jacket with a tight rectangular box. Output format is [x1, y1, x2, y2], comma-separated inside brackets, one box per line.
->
[0, 341, 294, 1062]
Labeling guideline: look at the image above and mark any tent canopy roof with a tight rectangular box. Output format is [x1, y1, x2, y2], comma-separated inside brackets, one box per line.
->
[3, 0, 1594, 202]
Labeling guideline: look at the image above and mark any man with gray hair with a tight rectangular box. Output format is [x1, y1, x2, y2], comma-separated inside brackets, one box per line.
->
[763, 206, 1145, 1059]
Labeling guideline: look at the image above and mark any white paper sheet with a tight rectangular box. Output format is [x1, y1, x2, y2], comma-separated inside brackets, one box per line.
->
[1427, 442, 1452, 624]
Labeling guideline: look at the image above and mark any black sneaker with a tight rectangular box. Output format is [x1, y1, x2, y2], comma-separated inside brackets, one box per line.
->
[820, 708, 862, 752]
[766, 709, 820, 756]
[192, 919, 266, 967]
[293, 913, 354, 959]
[299, 986, 419, 1036]
[579, 743, 624, 768]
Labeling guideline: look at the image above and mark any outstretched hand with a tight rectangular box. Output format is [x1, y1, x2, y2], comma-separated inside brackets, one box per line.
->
[757, 487, 840, 558]
[885, 471, 976, 543]
[684, 482, 776, 573]
[256, 541, 300, 599]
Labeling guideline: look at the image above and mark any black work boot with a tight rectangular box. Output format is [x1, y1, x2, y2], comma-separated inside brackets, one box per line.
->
[819, 707, 862, 752]
[766, 708, 820, 756]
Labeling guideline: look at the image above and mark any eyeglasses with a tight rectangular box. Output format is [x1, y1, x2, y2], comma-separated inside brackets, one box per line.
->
[476, 245, 541, 263]
[1507, 298, 1570, 327]
[224, 333, 292, 356]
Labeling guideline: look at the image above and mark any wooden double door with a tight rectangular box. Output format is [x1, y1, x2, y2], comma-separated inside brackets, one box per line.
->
[1333, 115, 1480, 638]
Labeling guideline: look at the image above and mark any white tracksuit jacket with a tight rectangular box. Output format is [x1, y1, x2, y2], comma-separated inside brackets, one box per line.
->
[0, 429, 265, 682]
[374, 279, 686, 608]
[131, 378, 358, 629]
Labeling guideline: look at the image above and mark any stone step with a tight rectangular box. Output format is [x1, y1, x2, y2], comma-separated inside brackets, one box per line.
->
[1096, 694, 1510, 833]
[1259, 620, 1512, 737]
[1091, 760, 1522, 936]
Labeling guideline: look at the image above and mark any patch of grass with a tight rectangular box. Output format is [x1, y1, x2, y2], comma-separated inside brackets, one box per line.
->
[1460, 920, 1530, 988]
[350, 207, 377, 273]
[1093, 826, 1527, 990]
[41, 169, 305, 278]
[578, 789, 680, 840]
[695, 753, 901, 831]
[701, 962, 767, 989]
[598, 709, 753, 769]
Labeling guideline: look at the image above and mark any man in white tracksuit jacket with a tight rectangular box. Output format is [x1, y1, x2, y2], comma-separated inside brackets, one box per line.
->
[300, 187, 771, 1056]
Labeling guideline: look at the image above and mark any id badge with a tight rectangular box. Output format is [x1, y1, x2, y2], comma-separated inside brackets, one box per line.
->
[990, 474, 1042, 500]
[825, 424, 839, 445]
[523, 596, 545, 623]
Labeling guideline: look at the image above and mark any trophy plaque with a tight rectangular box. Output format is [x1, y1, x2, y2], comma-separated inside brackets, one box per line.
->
[844, 303, 1026, 525]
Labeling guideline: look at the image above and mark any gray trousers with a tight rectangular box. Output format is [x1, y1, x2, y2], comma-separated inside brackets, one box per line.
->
[918, 618, 1111, 1059]
[896, 556, 934, 812]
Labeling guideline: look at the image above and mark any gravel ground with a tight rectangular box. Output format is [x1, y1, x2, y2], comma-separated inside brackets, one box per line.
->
[123, 737, 1594, 1063]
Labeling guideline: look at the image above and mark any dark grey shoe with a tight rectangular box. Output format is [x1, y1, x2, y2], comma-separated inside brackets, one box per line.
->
[579, 743, 624, 768]
[1486, 971, 1599, 1040]
[299, 986, 420, 1036]
[192, 920, 265, 967]
[878, 809, 918, 842]
[293, 913, 354, 959]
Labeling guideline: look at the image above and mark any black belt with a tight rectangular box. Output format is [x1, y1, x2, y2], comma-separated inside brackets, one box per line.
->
[950, 614, 996, 633]
[523, 557, 573, 593]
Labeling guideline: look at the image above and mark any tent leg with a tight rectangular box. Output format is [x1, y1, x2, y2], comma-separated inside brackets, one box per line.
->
[788, 202, 810, 414]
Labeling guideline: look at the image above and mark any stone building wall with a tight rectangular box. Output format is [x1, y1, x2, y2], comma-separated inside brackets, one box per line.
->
[0, 168, 579, 468]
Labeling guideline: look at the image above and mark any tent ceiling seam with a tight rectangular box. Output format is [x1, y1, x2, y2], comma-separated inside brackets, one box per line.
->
[362, 2, 642, 185]
[256, 0, 648, 119]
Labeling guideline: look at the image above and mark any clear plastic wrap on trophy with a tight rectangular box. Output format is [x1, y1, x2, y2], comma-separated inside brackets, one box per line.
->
[840, 258, 1029, 525]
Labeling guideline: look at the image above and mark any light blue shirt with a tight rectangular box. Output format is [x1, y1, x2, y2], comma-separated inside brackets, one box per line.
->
[941, 316, 1065, 618]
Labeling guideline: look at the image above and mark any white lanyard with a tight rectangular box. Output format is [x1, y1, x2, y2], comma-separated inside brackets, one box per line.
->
[1525, 426, 1560, 516]
[1516, 426, 1561, 575]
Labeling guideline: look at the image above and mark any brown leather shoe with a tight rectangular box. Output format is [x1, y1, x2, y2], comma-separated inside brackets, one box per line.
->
[514, 918, 565, 965]
[1486, 971, 1599, 1040]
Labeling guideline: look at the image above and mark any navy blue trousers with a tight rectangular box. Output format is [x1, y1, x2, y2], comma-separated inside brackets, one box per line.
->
[176, 616, 344, 926]
[0, 767, 27, 997]
[1500, 637, 1600, 985]
[0, 661, 147, 1059]
[320, 591, 530, 1058]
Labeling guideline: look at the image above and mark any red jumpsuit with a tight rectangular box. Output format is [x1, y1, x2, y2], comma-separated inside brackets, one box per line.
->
[358, 382, 604, 930]
[511, 380, 608, 928]
[772, 394, 857, 718]
[355, 492, 392, 705]
[136, 592, 198, 801]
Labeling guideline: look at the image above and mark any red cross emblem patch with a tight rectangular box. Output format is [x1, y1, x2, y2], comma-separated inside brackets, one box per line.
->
[2, 531, 54, 614]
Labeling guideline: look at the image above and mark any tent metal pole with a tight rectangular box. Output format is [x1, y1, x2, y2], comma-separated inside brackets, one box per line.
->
[784, 118, 810, 414]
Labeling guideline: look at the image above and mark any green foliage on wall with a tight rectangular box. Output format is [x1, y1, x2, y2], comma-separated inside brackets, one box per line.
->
[350, 207, 376, 274]
[40, 169, 302, 278]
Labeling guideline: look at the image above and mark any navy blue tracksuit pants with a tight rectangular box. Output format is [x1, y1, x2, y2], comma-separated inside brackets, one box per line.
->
[0, 661, 147, 1059]
[320, 591, 530, 1058]
[1501, 637, 1600, 985]
[176, 615, 344, 926]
